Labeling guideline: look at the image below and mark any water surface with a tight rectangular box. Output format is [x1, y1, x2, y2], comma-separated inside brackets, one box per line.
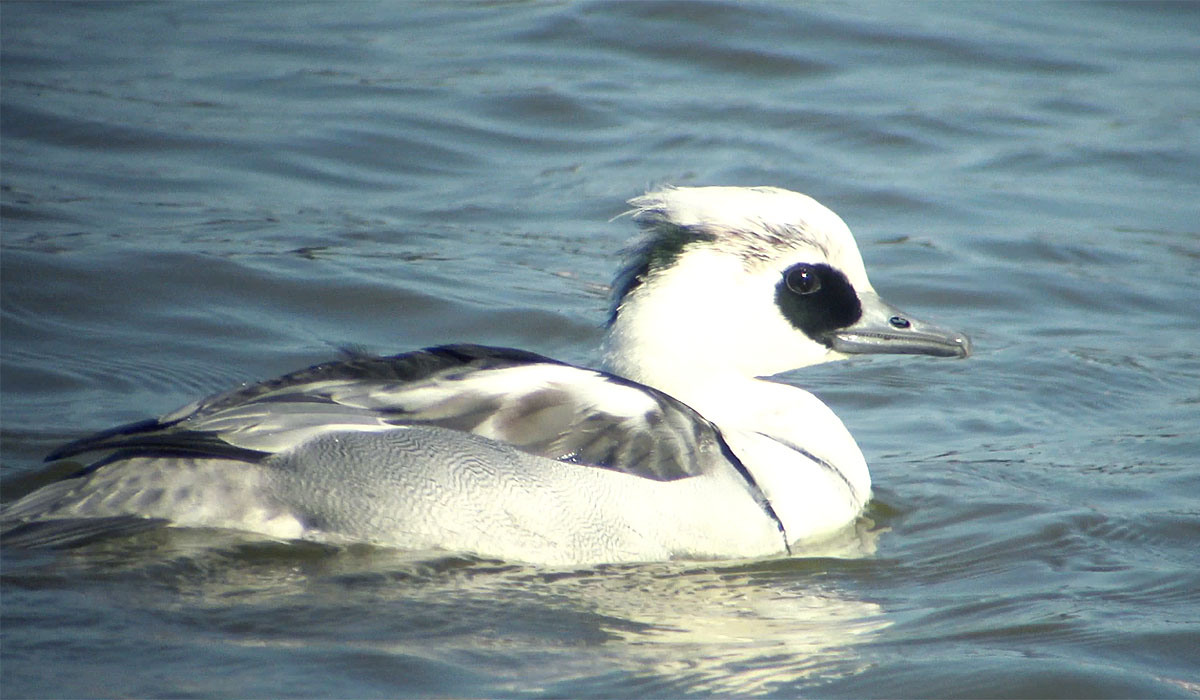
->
[3, 2, 1198, 697]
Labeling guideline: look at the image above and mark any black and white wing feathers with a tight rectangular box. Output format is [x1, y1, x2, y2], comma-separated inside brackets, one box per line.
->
[49, 345, 738, 482]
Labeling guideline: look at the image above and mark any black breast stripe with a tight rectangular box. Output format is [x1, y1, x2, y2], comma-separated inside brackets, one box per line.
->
[717, 432, 791, 554]
[755, 431, 859, 506]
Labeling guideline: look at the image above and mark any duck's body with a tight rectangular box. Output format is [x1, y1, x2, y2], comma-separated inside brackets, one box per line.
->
[5, 346, 793, 564]
[2, 186, 969, 564]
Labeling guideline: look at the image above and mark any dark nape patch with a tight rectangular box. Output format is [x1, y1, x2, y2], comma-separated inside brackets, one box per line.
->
[608, 223, 716, 325]
[774, 263, 862, 341]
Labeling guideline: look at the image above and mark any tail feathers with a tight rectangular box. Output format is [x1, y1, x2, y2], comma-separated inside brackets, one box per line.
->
[1, 515, 167, 548]
[2, 473, 170, 548]
[2, 455, 296, 547]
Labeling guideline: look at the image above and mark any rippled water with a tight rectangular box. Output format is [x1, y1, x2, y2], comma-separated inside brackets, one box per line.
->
[3, 2, 1198, 697]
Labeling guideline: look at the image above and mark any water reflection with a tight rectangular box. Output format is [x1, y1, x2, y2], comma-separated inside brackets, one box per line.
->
[540, 563, 890, 695]
[3, 522, 889, 696]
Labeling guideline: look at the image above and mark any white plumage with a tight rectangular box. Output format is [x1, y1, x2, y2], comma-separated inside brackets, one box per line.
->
[2, 186, 969, 564]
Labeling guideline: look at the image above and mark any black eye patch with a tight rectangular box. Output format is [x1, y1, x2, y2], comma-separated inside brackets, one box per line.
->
[774, 263, 862, 340]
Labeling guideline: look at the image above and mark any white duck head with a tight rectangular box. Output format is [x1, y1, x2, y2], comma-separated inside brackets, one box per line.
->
[601, 185, 970, 396]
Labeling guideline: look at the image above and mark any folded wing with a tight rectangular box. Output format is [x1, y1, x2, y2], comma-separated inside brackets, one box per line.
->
[49, 344, 738, 483]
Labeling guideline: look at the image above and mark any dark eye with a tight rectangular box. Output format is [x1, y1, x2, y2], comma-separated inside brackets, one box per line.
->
[784, 265, 822, 295]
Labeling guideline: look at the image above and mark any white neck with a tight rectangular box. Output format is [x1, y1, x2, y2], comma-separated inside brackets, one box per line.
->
[599, 248, 871, 543]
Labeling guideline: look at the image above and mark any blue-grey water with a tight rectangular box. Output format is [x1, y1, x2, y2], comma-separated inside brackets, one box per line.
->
[2, 2, 1198, 697]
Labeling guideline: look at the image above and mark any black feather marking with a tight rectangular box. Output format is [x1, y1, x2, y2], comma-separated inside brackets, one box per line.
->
[185, 344, 569, 416]
[45, 418, 167, 462]
[755, 431, 859, 505]
[47, 345, 563, 464]
[608, 223, 717, 325]
[67, 443, 270, 479]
